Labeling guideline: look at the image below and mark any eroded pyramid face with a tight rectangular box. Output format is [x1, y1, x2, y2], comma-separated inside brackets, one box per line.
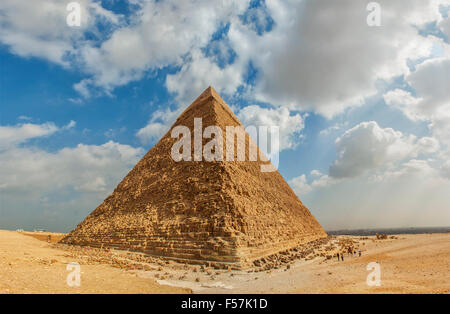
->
[61, 86, 326, 269]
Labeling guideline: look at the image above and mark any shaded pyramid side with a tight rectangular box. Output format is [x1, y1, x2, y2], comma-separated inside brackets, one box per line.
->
[195, 88, 327, 263]
[61, 87, 326, 268]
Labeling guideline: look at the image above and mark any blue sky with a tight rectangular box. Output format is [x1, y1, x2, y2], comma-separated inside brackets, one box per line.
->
[1, 0, 450, 232]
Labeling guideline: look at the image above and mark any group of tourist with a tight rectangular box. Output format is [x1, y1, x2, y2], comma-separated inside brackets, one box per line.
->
[336, 248, 361, 261]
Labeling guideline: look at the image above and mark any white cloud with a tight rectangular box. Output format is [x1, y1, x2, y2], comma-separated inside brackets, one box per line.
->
[290, 117, 448, 229]
[73, 79, 93, 98]
[310, 174, 336, 189]
[442, 160, 450, 179]
[136, 107, 183, 145]
[237, 105, 306, 151]
[0, 141, 143, 193]
[63, 120, 77, 130]
[2, 0, 447, 116]
[76, 176, 107, 192]
[0, 139, 144, 231]
[406, 57, 450, 115]
[383, 89, 424, 121]
[310, 170, 323, 177]
[76, 0, 249, 93]
[166, 50, 244, 106]
[416, 136, 441, 154]
[319, 122, 349, 136]
[429, 114, 450, 148]
[227, 0, 444, 117]
[0, 121, 75, 149]
[136, 122, 168, 145]
[383, 54, 450, 148]
[404, 57, 450, 146]
[0, 0, 120, 66]
[329, 121, 439, 178]
[300, 158, 450, 230]
[0, 118, 144, 231]
[289, 175, 312, 196]
[290, 171, 338, 197]
[1, 0, 247, 95]
[438, 13, 450, 38]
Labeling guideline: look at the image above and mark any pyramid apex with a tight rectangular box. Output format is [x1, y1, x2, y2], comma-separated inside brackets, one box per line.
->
[185, 85, 228, 110]
[174, 84, 242, 128]
[200, 85, 220, 99]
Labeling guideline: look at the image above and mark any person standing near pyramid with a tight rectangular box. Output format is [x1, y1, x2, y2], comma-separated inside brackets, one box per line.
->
[61, 86, 327, 269]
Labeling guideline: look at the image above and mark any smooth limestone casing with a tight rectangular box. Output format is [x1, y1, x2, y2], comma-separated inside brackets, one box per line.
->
[61, 87, 327, 269]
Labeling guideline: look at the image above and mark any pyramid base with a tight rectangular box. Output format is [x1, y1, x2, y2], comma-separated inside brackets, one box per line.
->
[60, 232, 327, 269]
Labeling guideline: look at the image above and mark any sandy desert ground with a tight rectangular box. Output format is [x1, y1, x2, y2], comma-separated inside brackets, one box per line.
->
[0, 230, 449, 294]
[0, 230, 189, 294]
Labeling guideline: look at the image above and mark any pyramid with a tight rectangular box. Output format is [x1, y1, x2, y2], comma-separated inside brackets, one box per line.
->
[61, 86, 326, 268]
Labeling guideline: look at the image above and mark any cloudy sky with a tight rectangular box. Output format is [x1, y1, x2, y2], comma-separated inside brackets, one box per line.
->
[1, 0, 450, 232]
